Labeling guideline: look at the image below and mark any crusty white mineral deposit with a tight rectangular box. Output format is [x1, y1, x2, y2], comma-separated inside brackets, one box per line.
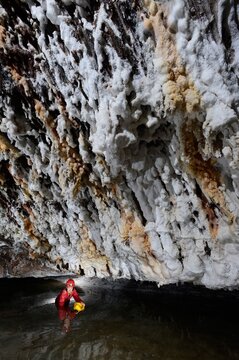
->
[0, 0, 239, 288]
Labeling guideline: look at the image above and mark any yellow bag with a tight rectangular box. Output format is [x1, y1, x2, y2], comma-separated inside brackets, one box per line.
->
[73, 302, 85, 312]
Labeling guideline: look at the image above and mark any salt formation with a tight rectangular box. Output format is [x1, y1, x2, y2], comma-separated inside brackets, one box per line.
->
[0, 0, 239, 288]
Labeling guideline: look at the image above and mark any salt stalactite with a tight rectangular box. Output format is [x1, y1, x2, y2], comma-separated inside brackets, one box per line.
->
[0, 0, 239, 288]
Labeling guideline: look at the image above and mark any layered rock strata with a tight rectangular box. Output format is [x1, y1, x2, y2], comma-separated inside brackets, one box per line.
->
[0, 0, 239, 288]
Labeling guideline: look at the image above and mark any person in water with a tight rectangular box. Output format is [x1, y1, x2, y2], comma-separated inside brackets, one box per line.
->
[55, 278, 85, 332]
[55, 278, 84, 309]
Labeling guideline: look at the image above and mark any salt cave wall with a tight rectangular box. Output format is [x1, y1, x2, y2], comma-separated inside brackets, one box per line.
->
[0, 0, 239, 288]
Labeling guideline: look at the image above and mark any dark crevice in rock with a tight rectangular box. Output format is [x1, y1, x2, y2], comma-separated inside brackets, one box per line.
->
[137, 124, 148, 138]
[101, 49, 113, 77]
[65, 2, 77, 18]
[178, 245, 184, 267]
[110, 199, 120, 211]
[204, 241, 211, 256]
[49, 109, 60, 120]
[62, 262, 69, 270]
[193, 210, 199, 218]
[45, 23, 58, 46]
[79, 265, 85, 276]
[92, 267, 97, 276]
[80, 125, 92, 152]
[106, 263, 112, 276]
[51, 201, 65, 214]
[15, 155, 31, 173]
[0, 0, 32, 29]
[57, 64, 67, 83]
[79, 0, 101, 23]
[199, 226, 206, 234]
[70, 127, 80, 146]
[79, 79, 89, 101]
[0, 160, 17, 194]
[10, 86, 31, 115]
[126, 90, 136, 107]
[112, 243, 117, 253]
[0, 192, 9, 209]
[221, 0, 232, 49]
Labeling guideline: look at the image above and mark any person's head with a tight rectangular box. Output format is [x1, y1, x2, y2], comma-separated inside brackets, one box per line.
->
[66, 279, 75, 294]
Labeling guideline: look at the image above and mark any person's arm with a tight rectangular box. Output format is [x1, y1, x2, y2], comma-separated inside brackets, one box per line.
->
[57, 289, 68, 308]
[72, 288, 84, 303]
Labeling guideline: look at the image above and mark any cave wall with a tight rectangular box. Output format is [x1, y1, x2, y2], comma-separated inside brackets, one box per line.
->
[1, 0, 239, 288]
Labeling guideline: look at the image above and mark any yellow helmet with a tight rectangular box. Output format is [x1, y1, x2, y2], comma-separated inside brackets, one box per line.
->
[73, 302, 85, 312]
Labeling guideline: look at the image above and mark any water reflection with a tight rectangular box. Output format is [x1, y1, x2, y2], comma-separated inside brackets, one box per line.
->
[57, 306, 77, 333]
[0, 278, 238, 360]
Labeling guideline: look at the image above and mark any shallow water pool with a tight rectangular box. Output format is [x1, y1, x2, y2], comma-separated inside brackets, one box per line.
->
[0, 277, 238, 360]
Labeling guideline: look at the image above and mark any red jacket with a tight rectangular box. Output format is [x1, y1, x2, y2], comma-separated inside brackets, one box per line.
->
[55, 288, 82, 308]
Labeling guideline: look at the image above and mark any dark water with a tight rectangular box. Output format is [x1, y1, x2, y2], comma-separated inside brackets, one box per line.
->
[0, 277, 239, 360]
